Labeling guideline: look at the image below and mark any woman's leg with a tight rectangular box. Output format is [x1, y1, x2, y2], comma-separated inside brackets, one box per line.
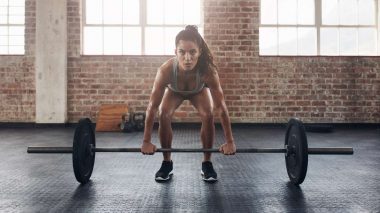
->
[189, 88, 215, 162]
[158, 89, 184, 161]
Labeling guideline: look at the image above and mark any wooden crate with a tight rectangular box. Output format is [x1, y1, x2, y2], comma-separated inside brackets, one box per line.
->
[95, 104, 129, 132]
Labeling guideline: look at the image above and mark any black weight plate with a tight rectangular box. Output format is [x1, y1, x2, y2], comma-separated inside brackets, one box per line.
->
[73, 118, 96, 184]
[285, 118, 308, 185]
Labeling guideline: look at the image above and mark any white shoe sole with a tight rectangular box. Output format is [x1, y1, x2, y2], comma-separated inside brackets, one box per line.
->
[155, 171, 173, 181]
[201, 170, 218, 182]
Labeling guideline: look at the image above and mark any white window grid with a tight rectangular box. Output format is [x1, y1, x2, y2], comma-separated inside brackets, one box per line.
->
[259, 0, 380, 56]
[81, 0, 204, 55]
[0, 0, 25, 55]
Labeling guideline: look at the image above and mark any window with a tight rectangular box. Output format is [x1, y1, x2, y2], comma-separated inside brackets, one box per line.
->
[260, 0, 379, 56]
[0, 0, 25, 55]
[83, 0, 202, 55]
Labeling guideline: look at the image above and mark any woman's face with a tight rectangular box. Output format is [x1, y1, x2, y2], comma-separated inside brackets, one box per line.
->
[175, 40, 201, 72]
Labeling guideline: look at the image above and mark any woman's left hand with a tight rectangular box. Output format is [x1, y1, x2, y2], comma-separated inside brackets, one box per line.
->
[219, 142, 236, 155]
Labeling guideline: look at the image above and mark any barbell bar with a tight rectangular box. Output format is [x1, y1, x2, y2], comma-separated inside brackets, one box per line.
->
[27, 147, 354, 154]
[26, 117, 354, 185]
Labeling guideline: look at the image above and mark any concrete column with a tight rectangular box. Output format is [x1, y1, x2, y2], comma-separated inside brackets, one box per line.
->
[35, 0, 67, 123]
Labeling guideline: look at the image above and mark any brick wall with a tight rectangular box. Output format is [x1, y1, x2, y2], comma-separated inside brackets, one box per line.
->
[0, 0, 379, 123]
[0, 0, 35, 122]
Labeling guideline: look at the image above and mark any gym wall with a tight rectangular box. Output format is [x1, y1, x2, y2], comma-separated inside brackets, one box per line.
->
[0, 0, 379, 123]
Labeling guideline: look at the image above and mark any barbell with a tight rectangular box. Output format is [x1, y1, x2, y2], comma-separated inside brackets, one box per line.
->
[27, 117, 353, 185]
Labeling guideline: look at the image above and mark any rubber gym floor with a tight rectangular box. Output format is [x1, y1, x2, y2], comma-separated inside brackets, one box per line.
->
[0, 124, 379, 212]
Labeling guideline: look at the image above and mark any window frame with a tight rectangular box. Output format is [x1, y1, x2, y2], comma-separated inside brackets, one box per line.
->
[81, 0, 204, 56]
[0, 0, 25, 55]
[259, 0, 380, 56]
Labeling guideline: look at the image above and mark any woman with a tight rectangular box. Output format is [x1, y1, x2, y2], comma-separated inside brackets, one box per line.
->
[141, 25, 236, 182]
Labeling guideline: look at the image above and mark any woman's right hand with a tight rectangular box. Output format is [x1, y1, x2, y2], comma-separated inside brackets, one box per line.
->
[141, 142, 157, 155]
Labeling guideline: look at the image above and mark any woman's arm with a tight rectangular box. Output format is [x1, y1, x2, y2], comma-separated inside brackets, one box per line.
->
[206, 69, 236, 154]
[143, 67, 168, 145]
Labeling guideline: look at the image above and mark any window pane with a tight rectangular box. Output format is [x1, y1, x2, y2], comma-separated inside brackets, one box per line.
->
[298, 27, 316, 55]
[145, 27, 164, 55]
[320, 28, 339, 55]
[147, 0, 164, 25]
[164, 27, 181, 55]
[358, 0, 375, 25]
[278, 27, 297, 55]
[165, 0, 183, 24]
[278, 0, 297, 24]
[260, 0, 277, 24]
[0, 7, 7, 15]
[104, 27, 122, 55]
[0, 15, 7, 24]
[0, 26, 7, 35]
[10, 0, 24, 7]
[86, 0, 102, 24]
[184, 0, 200, 24]
[358, 28, 377, 55]
[340, 28, 358, 55]
[123, 0, 139, 24]
[9, 26, 24, 35]
[0, 45, 7, 54]
[123, 27, 141, 54]
[259, 27, 277, 55]
[0, 35, 7, 45]
[322, 0, 338, 25]
[0, 0, 7, 6]
[0, 0, 26, 56]
[104, 0, 122, 24]
[83, 26, 103, 55]
[9, 45, 23, 54]
[198, 27, 204, 37]
[298, 0, 314, 25]
[9, 35, 23, 45]
[9, 6, 23, 15]
[339, 0, 357, 25]
[9, 15, 24, 24]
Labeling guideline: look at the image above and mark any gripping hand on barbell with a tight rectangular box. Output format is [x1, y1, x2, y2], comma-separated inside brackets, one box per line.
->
[141, 142, 157, 155]
[219, 142, 237, 155]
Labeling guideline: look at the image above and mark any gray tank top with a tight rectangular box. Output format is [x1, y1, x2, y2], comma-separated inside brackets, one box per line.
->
[167, 59, 205, 95]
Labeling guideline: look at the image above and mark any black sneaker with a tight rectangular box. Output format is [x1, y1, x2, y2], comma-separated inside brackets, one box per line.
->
[201, 161, 217, 182]
[155, 161, 173, 181]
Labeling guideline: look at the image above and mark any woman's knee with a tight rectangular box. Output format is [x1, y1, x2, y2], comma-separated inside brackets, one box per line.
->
[199, 110, 214, 123]
[158, 108, 173, 122]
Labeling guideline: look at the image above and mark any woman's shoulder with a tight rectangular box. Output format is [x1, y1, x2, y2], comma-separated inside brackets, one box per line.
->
[159, 57, 175, 71]
[158, 57, 175, 75]
[202, 65, 218, 81]
[154, 58, 176, 85]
